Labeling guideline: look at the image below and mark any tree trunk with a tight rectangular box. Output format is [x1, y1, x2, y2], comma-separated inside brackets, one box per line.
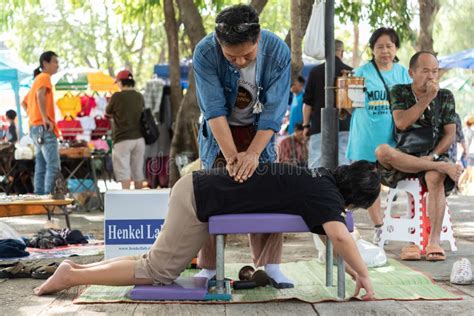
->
[250, 0, 269, 14]
[164, 0, 183, 121]
[352, 22, 361, 68]
[417, 0, 441, 51]
[290, 0, 303, 82]
[175, 0, 206, 50]
[285, 0, 314, 50]
[169, 0, 207, 186]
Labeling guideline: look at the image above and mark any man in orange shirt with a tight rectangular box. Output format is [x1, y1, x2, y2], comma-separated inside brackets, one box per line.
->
[23, 51, 60, 195]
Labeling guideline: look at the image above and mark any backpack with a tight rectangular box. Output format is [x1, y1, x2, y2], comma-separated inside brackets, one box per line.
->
[140, 108, 159, 145]
[52, 172, 69, 200]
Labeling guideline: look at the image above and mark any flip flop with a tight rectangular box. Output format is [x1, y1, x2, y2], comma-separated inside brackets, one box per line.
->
[400, 244, 421, 261]
[31, 262, 60, 280]
[425, 244, 446, 261]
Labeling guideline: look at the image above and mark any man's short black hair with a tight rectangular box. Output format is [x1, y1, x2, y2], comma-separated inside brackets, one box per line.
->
[215, 4, 260, 46]
[6, 110, 16, 120]
[409, 51, 438, 70]
[120, 78, 135, 87]
[332, 160, 381, 209]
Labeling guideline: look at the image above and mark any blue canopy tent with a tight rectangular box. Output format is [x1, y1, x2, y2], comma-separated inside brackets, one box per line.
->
[439, 48, 474, 70]
[0, 51, 31, 138]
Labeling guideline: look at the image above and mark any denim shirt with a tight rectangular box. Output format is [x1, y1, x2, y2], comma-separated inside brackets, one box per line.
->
[193, 29, 291, 169]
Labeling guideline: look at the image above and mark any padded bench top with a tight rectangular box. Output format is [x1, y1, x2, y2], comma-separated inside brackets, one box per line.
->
[208, 213, 310, 234]
[208, 212, 354, 235]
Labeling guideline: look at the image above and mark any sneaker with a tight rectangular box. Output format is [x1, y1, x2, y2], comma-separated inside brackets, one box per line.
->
[372, 226, 383, 245]
[450, 258, 472, 285]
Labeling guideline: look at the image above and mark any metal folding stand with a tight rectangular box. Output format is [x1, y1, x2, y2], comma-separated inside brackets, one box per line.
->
[44, 203, 72, 229]
[61, 156, 103, 211]
[325, 240, 346, 300]
[211, 234, 232, 300]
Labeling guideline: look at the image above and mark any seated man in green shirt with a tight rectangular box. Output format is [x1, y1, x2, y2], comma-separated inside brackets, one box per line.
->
[35, 160, 380, 300]
[375, 51, 463, 261]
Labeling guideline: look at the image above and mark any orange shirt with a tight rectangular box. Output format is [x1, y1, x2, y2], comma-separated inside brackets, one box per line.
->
[25, 73, 59, 137]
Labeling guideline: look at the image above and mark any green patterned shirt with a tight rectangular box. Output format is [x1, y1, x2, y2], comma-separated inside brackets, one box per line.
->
[390, 84, 456, 134]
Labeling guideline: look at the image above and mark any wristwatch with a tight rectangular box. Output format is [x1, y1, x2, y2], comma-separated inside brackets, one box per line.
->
[302, 124, 310, 128]
[432, 153, 440, 161]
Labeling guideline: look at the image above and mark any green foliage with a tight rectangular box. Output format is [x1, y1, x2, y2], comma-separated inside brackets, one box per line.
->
[434, 0, 474, 56]
[336, 0, 414, 43]
[259, 0, 290, 39]
[5, 0, 167, 87]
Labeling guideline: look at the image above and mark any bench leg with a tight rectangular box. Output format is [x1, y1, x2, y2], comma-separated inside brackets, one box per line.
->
[325, 239, 333, 286]
[337, 254, 345, 299]
[216, 234, 225, 294]
[61, 206, 71, 229]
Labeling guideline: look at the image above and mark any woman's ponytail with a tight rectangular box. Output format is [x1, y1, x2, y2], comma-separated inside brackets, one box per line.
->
[33, 67, 42, 78]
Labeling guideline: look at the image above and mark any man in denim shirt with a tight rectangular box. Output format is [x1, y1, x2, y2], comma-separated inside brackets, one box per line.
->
[193, 4, 292, 287]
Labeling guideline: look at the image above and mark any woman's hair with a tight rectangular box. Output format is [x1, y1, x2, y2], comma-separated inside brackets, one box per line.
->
[34, 51, 58, 78]
[369, 27, 400, 62]
[215, 4, 260, 46]
[119, 78, 135, 88]
[331, 160, 381, 209]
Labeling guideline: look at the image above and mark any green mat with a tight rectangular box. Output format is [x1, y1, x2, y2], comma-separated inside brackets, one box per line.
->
[73, 259, 461, 304]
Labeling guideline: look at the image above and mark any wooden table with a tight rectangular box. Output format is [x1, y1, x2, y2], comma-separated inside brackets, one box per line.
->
[0, 198, 75, 228]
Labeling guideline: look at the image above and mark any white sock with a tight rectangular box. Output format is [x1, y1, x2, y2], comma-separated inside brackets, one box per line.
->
[194, 268, 216, 280]
[264, 264, 294, 285]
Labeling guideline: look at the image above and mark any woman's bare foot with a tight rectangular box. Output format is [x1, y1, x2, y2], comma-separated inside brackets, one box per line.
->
[439, 162, 463, 182]
[34, 261, 74, 296]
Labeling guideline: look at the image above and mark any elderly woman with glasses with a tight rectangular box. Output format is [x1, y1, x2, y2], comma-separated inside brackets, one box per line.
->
[192, 4, 292, 287]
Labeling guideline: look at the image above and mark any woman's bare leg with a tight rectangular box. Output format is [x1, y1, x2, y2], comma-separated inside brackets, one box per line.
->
[35, 259, 153, 296]
[64, 255, 140, 269]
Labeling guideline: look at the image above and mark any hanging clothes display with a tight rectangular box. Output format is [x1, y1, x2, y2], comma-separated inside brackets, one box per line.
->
[143, 77, 165, 114]
[57, 93, 82, 118]
[91, 115, 111, 139]
[144, 85, 173, 188]
[79, 94, 97, 116]
[76, 115, 96, 142]
[57, 115, 83, 141]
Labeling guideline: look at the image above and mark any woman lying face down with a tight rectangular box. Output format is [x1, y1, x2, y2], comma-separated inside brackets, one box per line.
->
[35, 160, 380, 300]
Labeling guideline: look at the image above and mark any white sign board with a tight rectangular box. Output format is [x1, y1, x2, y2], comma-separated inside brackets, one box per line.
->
[104, 189, 170, 259]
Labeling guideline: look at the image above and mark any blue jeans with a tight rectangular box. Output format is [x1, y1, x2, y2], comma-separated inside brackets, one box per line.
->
[30, 125, 60, 195]
[308, 131, 350, 168]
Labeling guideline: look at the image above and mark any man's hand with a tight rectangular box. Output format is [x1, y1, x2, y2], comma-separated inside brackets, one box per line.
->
[232, 151, 259, 183]
[424, 80, 439, 102]
[303, 127, 310, 141]
[354, 275, 375, 300]
[43, 118, 54, 131]
[225, 153, 238, 177]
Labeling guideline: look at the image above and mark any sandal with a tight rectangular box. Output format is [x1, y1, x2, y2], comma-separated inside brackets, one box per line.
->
[0, 262, 41, 278]
[400, 244, 421, 260]
[425, 244, 446, 261]
[31, 262, 60, 279]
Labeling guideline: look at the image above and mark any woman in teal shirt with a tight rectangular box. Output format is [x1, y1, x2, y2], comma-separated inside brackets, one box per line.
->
[346, 27, 411, 243]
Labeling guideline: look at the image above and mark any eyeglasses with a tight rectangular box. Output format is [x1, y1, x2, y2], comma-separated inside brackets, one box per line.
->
[215, 23, 260, 34]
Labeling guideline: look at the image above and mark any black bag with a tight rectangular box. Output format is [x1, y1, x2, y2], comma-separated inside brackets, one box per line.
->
[394, 125, 437, 154]
[140, 108, 159, 145]
[393, 98, 440, 155]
